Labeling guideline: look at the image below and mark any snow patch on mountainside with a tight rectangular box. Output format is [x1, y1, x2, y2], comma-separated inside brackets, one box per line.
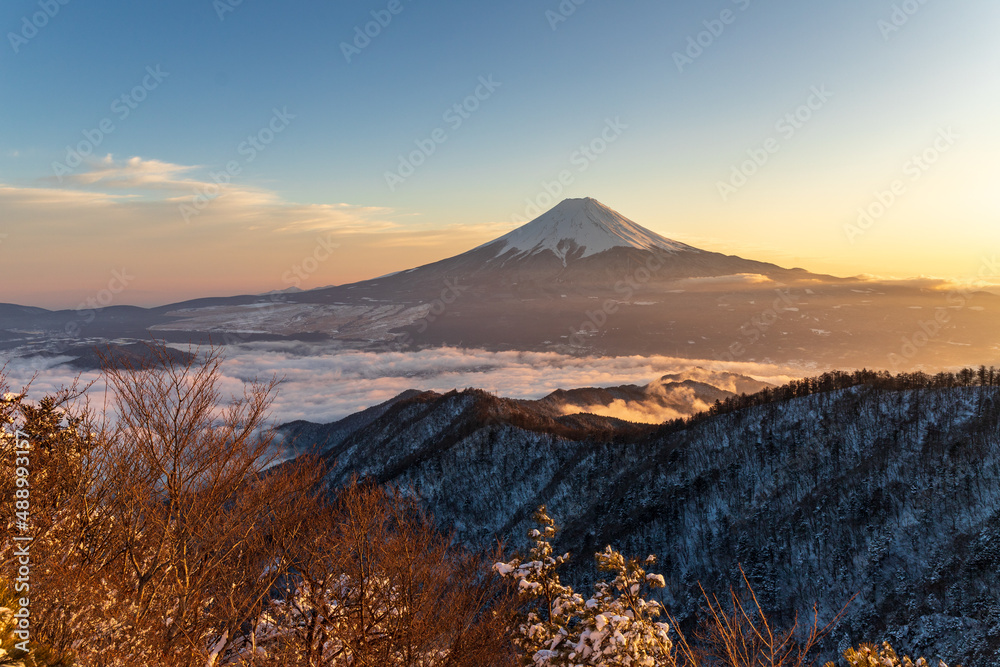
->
[484, 198, 696, 262]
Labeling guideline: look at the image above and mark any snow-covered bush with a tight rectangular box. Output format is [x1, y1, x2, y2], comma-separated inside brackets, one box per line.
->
[494, 506, 674, 666]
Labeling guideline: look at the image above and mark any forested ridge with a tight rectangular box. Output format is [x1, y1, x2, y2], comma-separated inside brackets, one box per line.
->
[282, 365, 1000, 664]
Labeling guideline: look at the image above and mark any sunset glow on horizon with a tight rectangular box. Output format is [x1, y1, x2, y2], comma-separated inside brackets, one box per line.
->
[2, 0, 998, 309]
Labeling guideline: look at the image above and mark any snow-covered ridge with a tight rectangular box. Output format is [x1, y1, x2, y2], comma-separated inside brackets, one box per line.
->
[486, 197, 696, 261]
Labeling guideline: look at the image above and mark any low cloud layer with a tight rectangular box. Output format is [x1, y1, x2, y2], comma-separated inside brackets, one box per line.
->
[671, 273, 774, 289]
[562, 392, 711, 425]
[2, 344, 804, 426]
[854, 273, 1000, 294]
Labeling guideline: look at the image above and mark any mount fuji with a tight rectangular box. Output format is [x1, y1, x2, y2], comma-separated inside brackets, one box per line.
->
[338, 197, 815, 298]
[3, 197, 999, 371]
[479, 197, 697, 261]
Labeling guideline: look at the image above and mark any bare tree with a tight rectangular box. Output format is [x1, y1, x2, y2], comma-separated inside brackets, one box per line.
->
[0, 342, 323, 665]
[676, 567, 852, 667]
[93, 341, 324, 666]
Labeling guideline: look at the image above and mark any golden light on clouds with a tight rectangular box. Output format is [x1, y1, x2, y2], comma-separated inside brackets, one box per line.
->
[0, 156, 512, 308]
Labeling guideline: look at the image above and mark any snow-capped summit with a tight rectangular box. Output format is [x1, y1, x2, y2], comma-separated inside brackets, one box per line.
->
[484, 198, 697, 262]
[382, 196, 796, 287]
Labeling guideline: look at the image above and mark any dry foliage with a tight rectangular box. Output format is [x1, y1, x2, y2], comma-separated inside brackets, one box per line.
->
[257, 480, 517, 666]
[1, 342, 516, 667]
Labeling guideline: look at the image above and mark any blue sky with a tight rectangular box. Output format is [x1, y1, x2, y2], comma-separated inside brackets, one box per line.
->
[2, 0, 998, 307]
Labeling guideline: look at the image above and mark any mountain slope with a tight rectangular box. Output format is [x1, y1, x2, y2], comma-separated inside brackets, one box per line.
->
[476, 197, 698, 262]
[349, 197, 813, 296]
[280, 378, 1000, 665]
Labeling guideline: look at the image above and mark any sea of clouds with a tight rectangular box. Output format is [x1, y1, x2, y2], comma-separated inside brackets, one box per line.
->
[1, 343, 806, 425]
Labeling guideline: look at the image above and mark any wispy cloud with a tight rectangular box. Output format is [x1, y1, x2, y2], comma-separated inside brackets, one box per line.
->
[854, 274, 1000, 293]
[0, 156, 524, 307]
[0, 182, 135, 207]
[7, 156, 393, 236]
[671, 273, 775, 288]
[67, 155, 202, 190]
[0, 158, 406, 305]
